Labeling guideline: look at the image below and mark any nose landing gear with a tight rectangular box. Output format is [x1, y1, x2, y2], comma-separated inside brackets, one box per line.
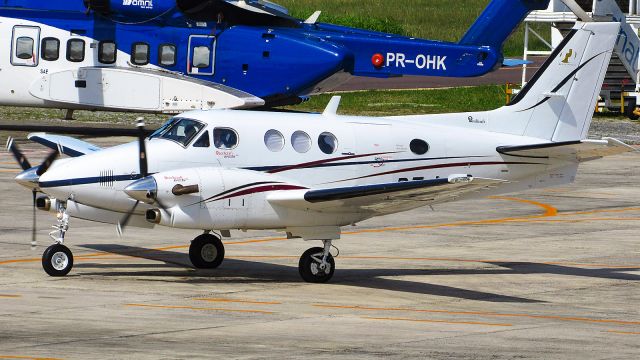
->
[42, 202, 73, 277]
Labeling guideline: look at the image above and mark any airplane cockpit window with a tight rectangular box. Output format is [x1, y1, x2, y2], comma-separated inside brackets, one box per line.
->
[410, 139, 429, 155]
[15, 37, 34, 60]
[193, 130, 210, 148]
[318, 132, 338, 154]
[213, 128, 239, 149]
[159, 44, 176, 67]
[192, 46, 211, 68]
[99, 41, 117, 64]
[132, 42, 150, 66]
[264, 129, 285, 152]
[41, 38, 60, 61]
[67, 39, 85, 62]
[291, 131, 311, 153]
[152, 118, 205, 147]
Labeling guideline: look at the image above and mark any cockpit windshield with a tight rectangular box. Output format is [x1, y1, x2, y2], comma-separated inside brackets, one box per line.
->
[149, 117, 205, 147]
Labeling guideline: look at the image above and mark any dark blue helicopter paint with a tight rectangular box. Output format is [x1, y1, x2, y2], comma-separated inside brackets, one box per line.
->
[0, 0, 549, 107]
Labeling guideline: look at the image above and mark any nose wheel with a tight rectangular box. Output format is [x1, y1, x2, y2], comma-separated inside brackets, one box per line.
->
[298, 240, 335, 283]
[42, 243, 74, 277]
[189, 233, 225, 269]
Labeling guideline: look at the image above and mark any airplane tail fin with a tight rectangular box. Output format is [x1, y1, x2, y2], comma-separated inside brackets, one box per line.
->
[459, 0, 550, 49]
[493, 21, 619, 142]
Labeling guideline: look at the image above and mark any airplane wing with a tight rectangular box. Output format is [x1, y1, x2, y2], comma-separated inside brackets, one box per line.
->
[497, 138, 636, 162]
[268, 175, 507, 215]
[28, 133, 102, 157]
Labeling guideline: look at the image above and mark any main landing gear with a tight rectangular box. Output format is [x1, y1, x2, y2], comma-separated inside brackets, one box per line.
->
[42, 203, 74, 277]
[298, 240, 335, 283]
[189, 233, 225, 269]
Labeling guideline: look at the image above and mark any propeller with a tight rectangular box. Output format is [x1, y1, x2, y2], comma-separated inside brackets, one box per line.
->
[117, 118, 170, 236]
[6, 137, 60, 250]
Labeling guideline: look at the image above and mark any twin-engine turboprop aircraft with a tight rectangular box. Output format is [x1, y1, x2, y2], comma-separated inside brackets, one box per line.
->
[4, 21, 636, 283]
[0, 0, 548, 113]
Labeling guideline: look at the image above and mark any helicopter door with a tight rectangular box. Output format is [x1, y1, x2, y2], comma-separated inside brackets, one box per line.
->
[187, 35, 216, 76]
[11, 25, 40, 67]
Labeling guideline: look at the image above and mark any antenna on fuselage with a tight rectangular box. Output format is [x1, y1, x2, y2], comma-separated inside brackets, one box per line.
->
[323, 96, 341, 117]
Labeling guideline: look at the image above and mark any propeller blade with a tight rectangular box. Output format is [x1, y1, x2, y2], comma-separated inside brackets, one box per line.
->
[36, 150, 60, 176]
[6, 137, 32, 171]
[31, 190, 37, 250]
[0, 125, 156, 137]
[136, 118, 148, 177]
[117, 200, 140, 237]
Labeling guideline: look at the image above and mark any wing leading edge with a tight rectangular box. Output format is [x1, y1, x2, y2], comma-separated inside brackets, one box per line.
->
[268, 175, 507, 215]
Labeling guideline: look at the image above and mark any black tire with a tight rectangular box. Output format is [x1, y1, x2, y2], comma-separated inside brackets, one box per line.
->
[42, 244, 73, 277]
[298, 247, 335, 283]
[189, 233, 225, 269]
[623, 99, 640, 120]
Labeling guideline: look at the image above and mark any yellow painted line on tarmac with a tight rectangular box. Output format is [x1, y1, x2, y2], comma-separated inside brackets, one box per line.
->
[0, 169, 20, 173]
[607, 330, 640, 335]
[124, 303, 274, 314]
[0, 294, 21, 298]
[362, 316, 512, 327]
[314, 304, 640, 326]
[0, 356, 62, 360]
[194, 298, 282, 305]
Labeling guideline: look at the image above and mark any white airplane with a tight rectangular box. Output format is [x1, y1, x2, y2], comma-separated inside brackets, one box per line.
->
[4, 21, 636, 283]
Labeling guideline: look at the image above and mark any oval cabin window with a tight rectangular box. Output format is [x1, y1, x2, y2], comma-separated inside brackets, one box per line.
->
[410, 139, 429, 155]
[291, 131, 311, 153]
[318, 132, 338, 154]
[264, 129, 285, 152]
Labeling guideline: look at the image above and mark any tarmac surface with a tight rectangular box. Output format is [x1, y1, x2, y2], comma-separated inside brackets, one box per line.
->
[0, 138, 639, 359]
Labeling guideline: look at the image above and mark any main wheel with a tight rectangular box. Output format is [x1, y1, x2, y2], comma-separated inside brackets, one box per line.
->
[189, 233, 225, 269]
[298, 247, 335, 283]
[42, 244, 74, 277]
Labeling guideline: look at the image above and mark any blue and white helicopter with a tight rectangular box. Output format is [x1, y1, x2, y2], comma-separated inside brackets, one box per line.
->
[0, 0, 548, 113]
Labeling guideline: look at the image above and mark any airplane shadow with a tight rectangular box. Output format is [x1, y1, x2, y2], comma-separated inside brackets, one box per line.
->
[75, 244, 639, 303]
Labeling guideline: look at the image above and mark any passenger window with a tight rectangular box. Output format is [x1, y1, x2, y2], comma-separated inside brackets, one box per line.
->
[318, 132, 338, 154]
[291, 131, 311, 153]
[67, 39, 85, 62]
[41, 38, 60, 61]
[193, 46, 211, 68]
[214, 128, 238, 149]
[98, 41, 117, 64]
[264, 129, 284, 152]
[131, 42, 149, 65]
[159, 44, 176, 67]
[193, 131, 210, 148]
[410, 139, 429, 155]
[16, 37, 34, 60]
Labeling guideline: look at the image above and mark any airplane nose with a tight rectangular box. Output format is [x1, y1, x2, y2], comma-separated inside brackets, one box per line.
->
[14, 167, 40, 190]
[124, 176, 157, 204]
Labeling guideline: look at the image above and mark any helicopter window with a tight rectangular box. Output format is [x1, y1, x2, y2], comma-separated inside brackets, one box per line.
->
[131, 42, 150, 66]
[291, 131, 311, 153]
[98, 41, 117, 64]
[67, 39, 85, 62]
[193, 130, 210, 148]
[157, 118, 205, 147]
[213, 128, 239, 149]
[192, 46, 211, 68]
[318, 132, 338, 154]
[264, 129, 285, 152]
[159, 44, 176, 67]
[41, 38, 60, 61]
[410, 139, 429, 155]
[15, 37, 34, 60]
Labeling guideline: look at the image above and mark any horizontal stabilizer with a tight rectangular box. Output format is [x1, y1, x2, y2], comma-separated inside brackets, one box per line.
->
[28, 133, 102, 157]
[268, 175, 507, 215]
[497, 138, 636, 161]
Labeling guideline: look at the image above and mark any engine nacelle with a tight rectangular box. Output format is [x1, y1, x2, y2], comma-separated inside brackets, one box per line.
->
[84, 0, 177, 19]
